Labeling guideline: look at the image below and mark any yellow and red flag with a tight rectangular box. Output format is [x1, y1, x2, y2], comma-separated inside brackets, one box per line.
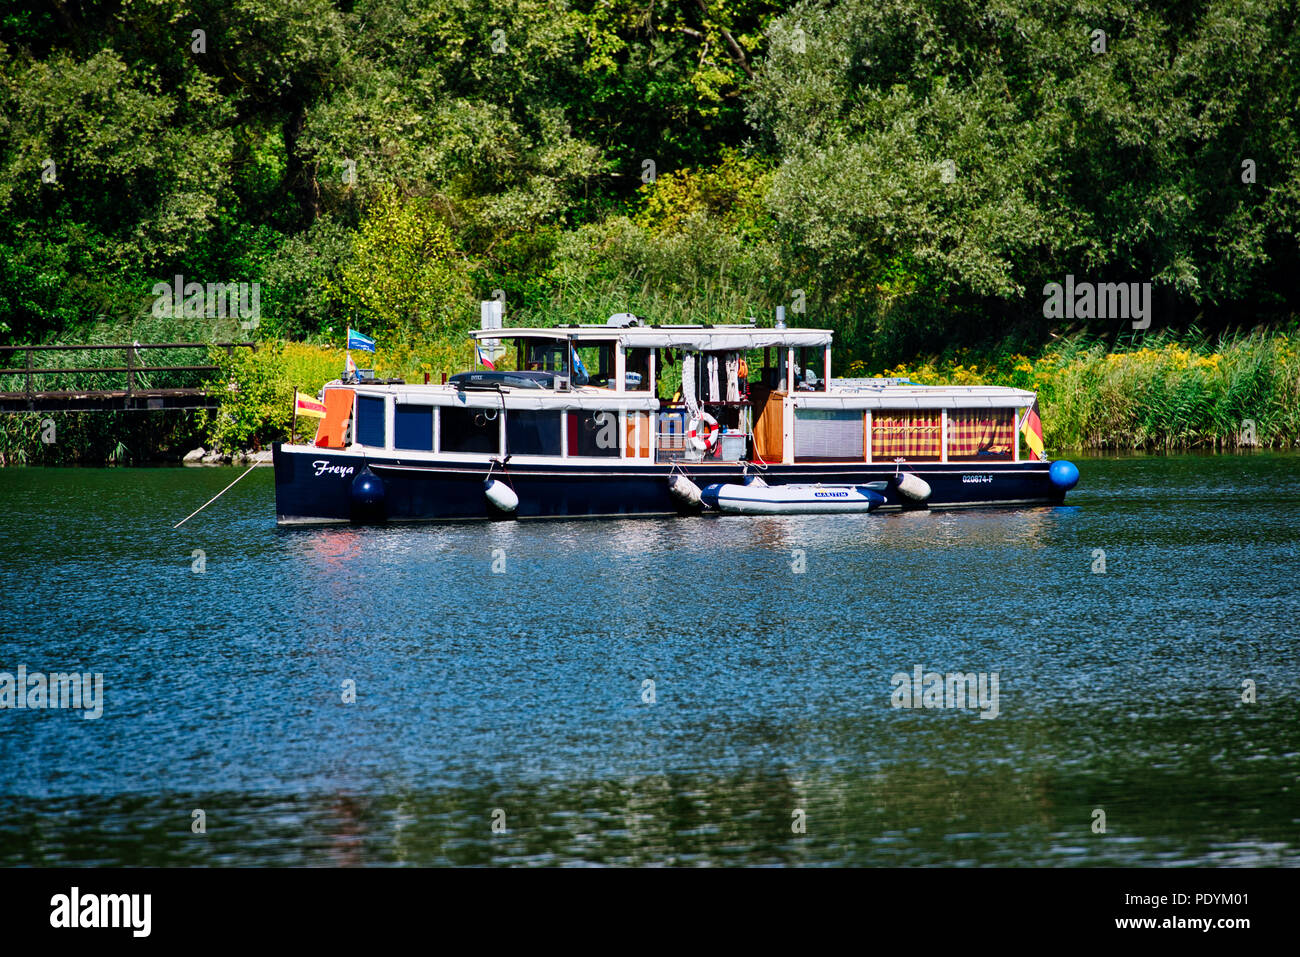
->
[1020, 401, 1046, 460]
[294, 390, 327, 419]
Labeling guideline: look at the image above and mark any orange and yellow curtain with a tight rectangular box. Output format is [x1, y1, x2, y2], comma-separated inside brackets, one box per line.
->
[947, 410, 1015, 457]
[872, 411, 942, 459]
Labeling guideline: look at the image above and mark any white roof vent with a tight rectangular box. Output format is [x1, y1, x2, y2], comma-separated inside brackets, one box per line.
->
[606, 313, 641, 327]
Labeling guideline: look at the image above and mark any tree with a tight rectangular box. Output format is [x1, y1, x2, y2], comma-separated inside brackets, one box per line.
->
[335, 187, 474, 342]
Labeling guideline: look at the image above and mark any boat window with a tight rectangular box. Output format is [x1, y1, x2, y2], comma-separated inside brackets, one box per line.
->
[871, 410, 942, 461]
[567, 410, 621, 457]
[506, 410, 562, 456]
[355, 395, 386, 448]
[794, 409, 864, 461]
[394, 404, 434, 451]
[625, 348, 651, 391]
[794, 347, 826, 391]
[522, 339, 568, 374]
[573, 340, 617, 388]
[947, 409, 1015, 460]
[440, 406, 500, 454]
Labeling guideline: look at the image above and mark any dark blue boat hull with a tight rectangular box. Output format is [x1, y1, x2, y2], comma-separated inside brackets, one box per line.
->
[272, 443, 1068, 524]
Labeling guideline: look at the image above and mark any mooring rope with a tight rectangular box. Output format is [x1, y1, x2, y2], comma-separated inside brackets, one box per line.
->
[172, 460, 262, 529]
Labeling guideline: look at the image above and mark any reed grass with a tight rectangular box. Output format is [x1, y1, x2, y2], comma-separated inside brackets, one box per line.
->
[855, 331, 1300, 451]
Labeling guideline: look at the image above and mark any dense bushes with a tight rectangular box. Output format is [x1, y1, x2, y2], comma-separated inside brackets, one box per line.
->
[202, 339, 471, 452]
[5, 1, 1298, 356]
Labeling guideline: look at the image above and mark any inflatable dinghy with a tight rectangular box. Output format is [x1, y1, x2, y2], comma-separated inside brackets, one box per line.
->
[701, 477, 886, 515]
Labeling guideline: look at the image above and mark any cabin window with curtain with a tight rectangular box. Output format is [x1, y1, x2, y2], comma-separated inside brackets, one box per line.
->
[794, 409, 864, 461]
[393, 404, 434, 451]
[506, 410, 563, 456]
[355, 395, 387, 448]
[625, 411, 652, 457]
[871, 410, 941, 460]
[947, 409, 1015, 460]
[440, 406, 500, 454]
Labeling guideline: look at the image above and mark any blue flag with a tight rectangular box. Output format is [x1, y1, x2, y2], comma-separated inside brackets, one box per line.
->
[347, 328, 376, 353]
[570, 345, 588, 382]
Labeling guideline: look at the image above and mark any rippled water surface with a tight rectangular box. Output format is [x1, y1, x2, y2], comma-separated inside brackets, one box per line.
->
[1, 454, 1297, 865]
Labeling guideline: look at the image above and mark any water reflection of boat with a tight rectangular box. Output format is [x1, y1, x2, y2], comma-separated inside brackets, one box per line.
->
[272, 318, 1080, 524]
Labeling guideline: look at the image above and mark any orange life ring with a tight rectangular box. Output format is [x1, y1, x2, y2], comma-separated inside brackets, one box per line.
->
[687, 412, 720, 453]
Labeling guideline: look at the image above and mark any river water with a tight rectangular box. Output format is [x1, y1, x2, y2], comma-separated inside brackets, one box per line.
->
[0, 454, 1296, 866]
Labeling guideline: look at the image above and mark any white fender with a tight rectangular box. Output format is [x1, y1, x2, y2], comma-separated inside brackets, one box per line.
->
[667, 473, 702, 506]
[896, 471, 931, 502]
[484, 478, 519, 512]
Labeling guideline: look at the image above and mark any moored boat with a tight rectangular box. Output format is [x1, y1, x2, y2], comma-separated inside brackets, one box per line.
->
[701, 477, 886, 514]
[272, 317, 1079, 524]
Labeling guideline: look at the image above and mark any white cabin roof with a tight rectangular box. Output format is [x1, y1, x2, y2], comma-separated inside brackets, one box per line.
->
[470, 325, 833, 350]
[809, 382, 1037, 409]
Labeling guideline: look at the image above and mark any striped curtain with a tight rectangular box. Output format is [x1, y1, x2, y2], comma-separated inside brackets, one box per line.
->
[948, 410, 1015, 457]
[871, 411, 942, 459]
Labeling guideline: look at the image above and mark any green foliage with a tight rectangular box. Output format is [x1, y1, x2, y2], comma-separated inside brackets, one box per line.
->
[749, 0, 1300, 358]
[259, 216, 355, 341]
[634, 150, 774, 239]
[205, 342, 291, 451]
[0, 409, 205, 466]
[534, 212, 782, 326]
[576, 0, 782, 166]
[335, 188, 474, 342]
[0, 38, 235, 341]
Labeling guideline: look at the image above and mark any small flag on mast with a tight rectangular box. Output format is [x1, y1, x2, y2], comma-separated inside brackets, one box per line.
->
[294, 390, 327, 419]
[476, 344, 495, 370]
[346, 328, 376, 352]
[1020, 401, 1046, 461]
[345, 351, 358, 381]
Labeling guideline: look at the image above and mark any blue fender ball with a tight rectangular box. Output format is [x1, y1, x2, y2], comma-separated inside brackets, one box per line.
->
[1049, 459, 1080, 491]
[350, 467, 386, 521]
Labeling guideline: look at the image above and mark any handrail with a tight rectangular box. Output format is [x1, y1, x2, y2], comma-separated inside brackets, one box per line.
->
[0, 341, 258, 406]
[0, 342, 256, 352]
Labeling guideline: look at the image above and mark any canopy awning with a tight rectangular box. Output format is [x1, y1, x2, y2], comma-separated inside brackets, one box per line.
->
[469, 325, 833, 350]
[792, 385, 1038, 410]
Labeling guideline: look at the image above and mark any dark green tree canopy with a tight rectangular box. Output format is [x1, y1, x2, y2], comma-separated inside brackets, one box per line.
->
[1, 0, 1296, 360]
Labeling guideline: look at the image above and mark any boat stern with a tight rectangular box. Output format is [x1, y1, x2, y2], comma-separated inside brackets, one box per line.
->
[272, 442, 360, 525]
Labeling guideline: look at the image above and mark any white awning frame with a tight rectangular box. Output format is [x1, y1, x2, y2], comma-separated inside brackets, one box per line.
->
[389, 389, 661, 412]
[468, 326, 833, 350]
[792, 385, 1037, 410]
